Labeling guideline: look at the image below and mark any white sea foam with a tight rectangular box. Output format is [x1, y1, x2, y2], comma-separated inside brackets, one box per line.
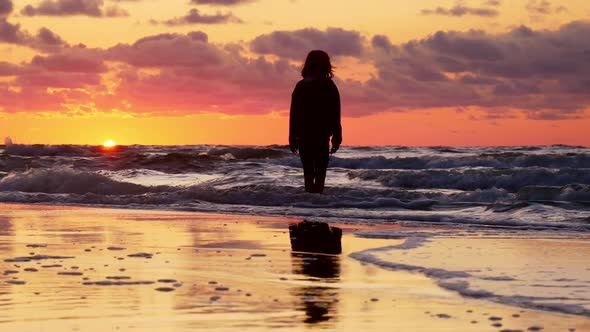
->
[350, 233, 590, 317]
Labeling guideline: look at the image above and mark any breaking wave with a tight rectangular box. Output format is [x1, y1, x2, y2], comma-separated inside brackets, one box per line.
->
[325, 153, 590, 170]
[0, 167, 170, 195]
[349, 168, 590, 192]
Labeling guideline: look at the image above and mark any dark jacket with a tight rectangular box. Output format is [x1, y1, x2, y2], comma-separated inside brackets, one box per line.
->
[289, 77, 342, 147]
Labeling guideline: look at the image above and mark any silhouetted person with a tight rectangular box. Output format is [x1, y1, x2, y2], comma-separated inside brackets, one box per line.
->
[290, 50, 342, 194]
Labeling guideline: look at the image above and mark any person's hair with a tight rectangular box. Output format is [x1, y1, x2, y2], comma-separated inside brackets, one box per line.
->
[301, 50, 334, 78]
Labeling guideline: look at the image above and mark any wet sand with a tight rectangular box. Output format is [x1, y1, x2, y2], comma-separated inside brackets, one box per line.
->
[0, 203, 588, 331]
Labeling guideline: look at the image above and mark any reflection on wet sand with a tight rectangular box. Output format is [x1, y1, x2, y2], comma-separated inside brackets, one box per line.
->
[291, 253, 341, 325]
[1, 204, 589, 332]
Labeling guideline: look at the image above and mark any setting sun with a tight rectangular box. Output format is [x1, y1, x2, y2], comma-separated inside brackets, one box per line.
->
[103, 140, 117, 148]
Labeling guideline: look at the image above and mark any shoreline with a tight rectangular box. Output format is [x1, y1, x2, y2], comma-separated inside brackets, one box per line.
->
[1, 203, 589, 331]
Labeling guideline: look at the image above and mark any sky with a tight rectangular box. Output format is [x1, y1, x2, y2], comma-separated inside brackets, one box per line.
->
[1, 0, 589, 146]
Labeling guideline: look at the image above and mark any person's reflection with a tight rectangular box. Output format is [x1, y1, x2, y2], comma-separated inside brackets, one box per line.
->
[291, 252, 341, 325]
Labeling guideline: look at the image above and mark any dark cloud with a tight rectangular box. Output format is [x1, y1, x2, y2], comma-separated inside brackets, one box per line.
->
[21, 0, 128, 17]
[107, 32, 222, 67]
[0, 0, 13, 16]
[0, 17, 69, 51]
[33, 27, 70, 51]
[347, 21, 590, 119]
[371, 35, 395, 53]
[190, 0, 256, 5]
[421, 2, 499, 17]
[155, 8, 241, 26]
[251, 27, 364, 60]
[0, 18, 26, 43]
[31, 51, 107, 73]
[36, 27, 64, 45]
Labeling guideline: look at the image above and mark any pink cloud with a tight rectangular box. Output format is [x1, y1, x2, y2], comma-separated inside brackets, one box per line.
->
[1, 22, 589, 121]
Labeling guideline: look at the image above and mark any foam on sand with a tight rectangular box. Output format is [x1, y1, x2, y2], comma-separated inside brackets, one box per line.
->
[351, 231, 590, 317]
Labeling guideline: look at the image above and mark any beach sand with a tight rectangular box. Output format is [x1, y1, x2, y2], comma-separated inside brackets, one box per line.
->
[0, 203, 588, 331]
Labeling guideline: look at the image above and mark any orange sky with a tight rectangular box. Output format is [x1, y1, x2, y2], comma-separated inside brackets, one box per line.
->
[1, 0, 590, 146]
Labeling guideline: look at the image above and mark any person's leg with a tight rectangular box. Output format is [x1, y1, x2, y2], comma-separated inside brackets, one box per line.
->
[313, 152, 329, 193]
[300, 148, 315, 193]
[311, 140, 330, 194]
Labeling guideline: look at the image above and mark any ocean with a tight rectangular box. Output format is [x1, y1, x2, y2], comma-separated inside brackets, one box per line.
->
[1, 144, 588, 231]
[1, 143, 590, 318]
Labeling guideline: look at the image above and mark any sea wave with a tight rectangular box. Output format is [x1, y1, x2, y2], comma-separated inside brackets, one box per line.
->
[206, 146, 289, 160]
[2, 167, 589, 206]
[3, 144, 288, 160]
[349, 168, 590, 192]
[318, 153, 590, 170]
[1, 145, 589, 231]
[0, 167, 170, 195]
[518, 184, 590, 202]
[4, 144, 103, 157]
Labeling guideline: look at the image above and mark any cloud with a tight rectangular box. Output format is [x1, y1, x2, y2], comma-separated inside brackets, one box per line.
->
[31, 50, 107, 73]
[484, 0, 501, 6]
[155, 8, 242, 26]
[33, 27, 71, 51]
[525, 0, 551, 14]
[251, 27, 365, 60]
[371, 35, 395, 53]
[344, 21, 590, 119]
[0, 17, 70, 51]
[21, 0, 128, 17]
[0, 83, 82, 113]
[0, 43, 106, 113]
[1, 23, 590, 121]
[421, 2, 499, 17]
[16, 71, 102, 89]
[0, 61, 20, 76]
[0, 18, 27, 44]
[100, 31, 295, 114]
[525, 0, 568, 15]
[107, 31, 222, 67]
[103, 5, 129, 17]
[0, 0, 13, 16]
[98, 23, 590, 119]
[190, 0, 256, 5]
